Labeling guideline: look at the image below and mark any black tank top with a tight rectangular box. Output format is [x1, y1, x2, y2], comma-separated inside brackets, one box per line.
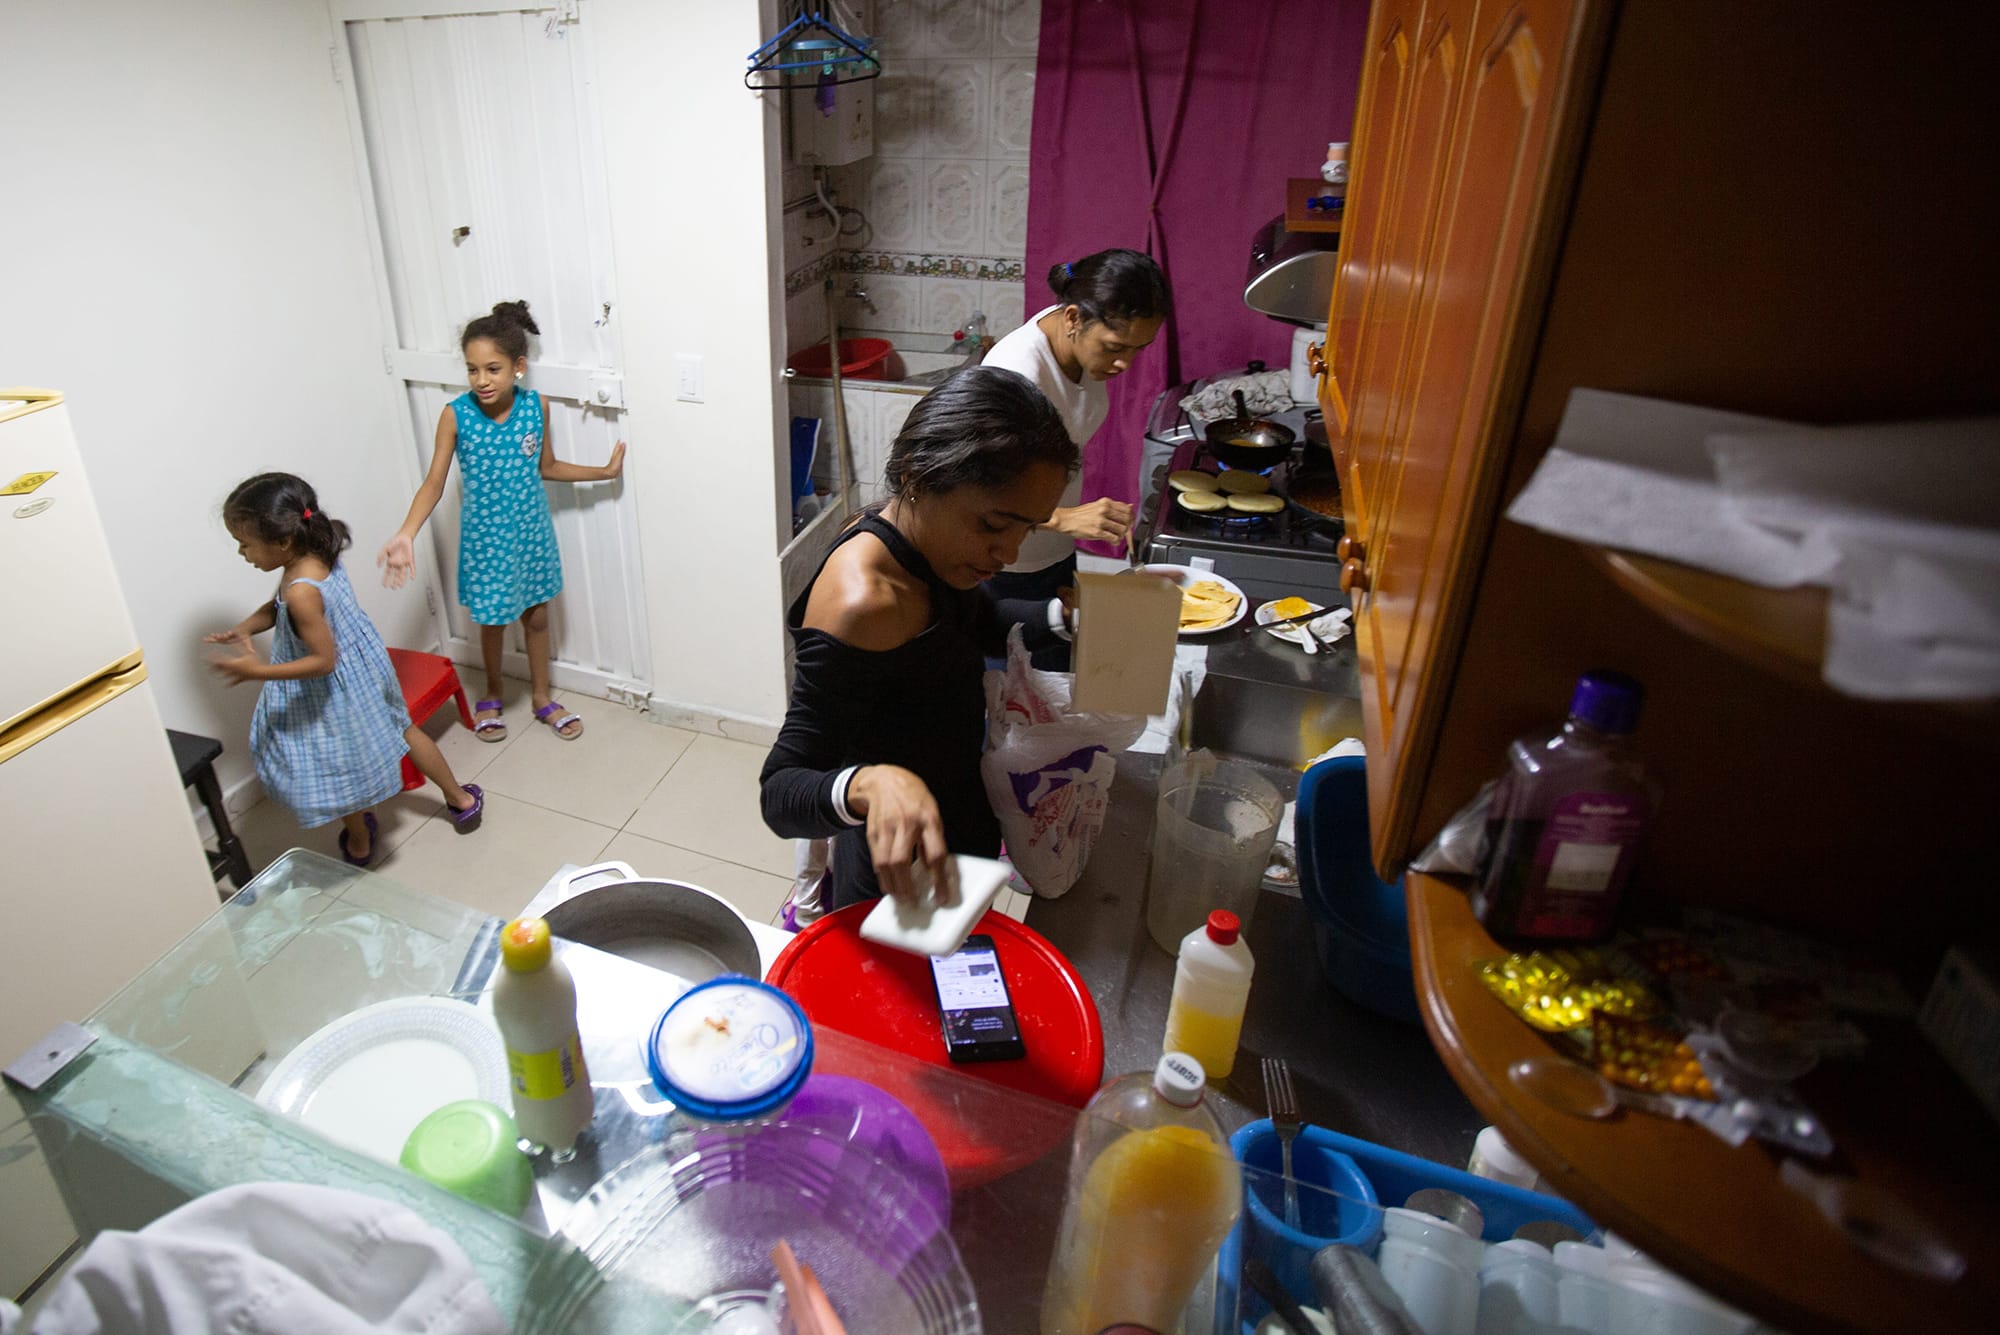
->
[783, 513, 1001, 906]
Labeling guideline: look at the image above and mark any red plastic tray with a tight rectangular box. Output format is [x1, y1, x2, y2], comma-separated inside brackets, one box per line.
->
[768, 905, 1104, 1188]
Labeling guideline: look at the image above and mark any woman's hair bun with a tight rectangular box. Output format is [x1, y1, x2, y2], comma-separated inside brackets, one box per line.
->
[491, 300, 540, 335]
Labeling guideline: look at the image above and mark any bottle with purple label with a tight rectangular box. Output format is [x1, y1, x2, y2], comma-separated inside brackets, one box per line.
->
[1472, 670, 1654, 942]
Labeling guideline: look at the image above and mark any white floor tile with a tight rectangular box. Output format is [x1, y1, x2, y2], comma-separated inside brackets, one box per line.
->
[596, 830, 796, 929]
[623, 734, 795, 878]
[474, 694, 694, 827]
[992, 888, 1032, 922]
[415, 688, 515, 785]
[234, 786, 436, 874]
[375, 791, 616, 922]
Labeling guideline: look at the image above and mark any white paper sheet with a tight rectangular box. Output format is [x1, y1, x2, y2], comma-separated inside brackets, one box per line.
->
[1508, 390, 2000, 699]
[1505, 389, 1813, 585]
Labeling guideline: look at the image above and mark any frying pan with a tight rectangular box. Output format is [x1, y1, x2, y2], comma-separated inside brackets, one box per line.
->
[1204, 389, 1296, 470]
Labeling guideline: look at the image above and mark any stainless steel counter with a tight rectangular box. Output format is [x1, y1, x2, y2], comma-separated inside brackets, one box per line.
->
[1025, 750, 1482, 1164]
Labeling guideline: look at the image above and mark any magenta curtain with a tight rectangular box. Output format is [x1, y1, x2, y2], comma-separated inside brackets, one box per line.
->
[1027, 0, 1370, 551]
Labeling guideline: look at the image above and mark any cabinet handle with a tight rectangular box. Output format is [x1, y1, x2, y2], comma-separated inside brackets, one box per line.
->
[1341, 558, 1370, 594]
[1307, 342, 1326, 377]
[1337, 535, 1366, 563]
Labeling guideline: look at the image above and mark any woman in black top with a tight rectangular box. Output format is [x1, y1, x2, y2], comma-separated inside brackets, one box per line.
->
[760, 366, 1079, 909]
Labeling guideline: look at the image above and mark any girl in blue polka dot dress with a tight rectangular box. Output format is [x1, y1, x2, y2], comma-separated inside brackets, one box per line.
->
[378, 301, 624, 742]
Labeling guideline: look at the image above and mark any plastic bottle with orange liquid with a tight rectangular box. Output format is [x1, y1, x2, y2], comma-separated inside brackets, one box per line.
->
[1040, 1053, 1243, 1335]
[1162, 909, 1255, 1080]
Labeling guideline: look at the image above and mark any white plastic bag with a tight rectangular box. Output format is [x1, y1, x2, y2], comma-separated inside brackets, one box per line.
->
[982, 626, 1147, 897]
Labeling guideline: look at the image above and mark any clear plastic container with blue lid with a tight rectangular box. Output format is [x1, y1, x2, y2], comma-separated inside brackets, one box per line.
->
[645, 975, 814, 1121]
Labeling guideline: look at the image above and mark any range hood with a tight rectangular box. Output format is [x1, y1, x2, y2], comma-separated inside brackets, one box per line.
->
[1243, 214, 1340, 326]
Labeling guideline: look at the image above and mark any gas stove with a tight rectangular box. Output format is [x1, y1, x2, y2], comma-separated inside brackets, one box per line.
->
[1135, 377, 1345, 605]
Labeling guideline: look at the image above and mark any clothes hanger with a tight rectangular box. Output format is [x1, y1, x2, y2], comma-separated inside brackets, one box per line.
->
[745, 6, 881, 91]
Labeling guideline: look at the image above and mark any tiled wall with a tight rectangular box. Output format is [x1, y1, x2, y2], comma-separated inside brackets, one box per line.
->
[780, 0, 1038, 355]
[787, 379, 925, 507]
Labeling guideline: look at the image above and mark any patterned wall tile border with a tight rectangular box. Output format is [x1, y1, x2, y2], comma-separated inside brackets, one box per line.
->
[784, 251, 839, 298]
[837, 251, 1025, 283]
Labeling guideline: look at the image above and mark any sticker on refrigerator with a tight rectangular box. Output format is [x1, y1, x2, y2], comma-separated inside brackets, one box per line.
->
[2, 471, 57, 496]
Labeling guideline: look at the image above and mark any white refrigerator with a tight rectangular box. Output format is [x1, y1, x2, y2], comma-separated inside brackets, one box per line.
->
[0, 389, 221, 1296]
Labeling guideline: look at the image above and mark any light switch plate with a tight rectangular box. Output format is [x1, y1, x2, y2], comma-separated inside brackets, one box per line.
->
[675, 353, 704, 402]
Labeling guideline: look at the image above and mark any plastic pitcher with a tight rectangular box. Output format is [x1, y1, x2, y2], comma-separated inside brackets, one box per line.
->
[1146, 752, 1283, 954]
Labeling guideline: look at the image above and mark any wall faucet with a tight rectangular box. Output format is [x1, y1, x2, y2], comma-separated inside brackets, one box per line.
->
[844, 281, 877, 315]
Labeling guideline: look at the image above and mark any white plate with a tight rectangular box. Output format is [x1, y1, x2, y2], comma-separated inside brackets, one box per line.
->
[1254, 599, 1353, 649]
[1132, 564, 1249, 635]
[1255, 598, 1325, 647]
[257, 996, 509, 1164]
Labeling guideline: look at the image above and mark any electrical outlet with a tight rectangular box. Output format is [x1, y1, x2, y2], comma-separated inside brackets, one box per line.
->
[675, 354, 704, 403]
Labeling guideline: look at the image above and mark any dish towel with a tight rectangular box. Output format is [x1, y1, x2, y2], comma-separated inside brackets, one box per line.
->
[3, 1183, 506, 1335]
[1179, 370, 1296, 423]
[1506, 388, 2000, 700]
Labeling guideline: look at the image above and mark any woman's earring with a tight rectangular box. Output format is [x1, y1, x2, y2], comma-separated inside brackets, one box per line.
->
[515, 372, 524, 381]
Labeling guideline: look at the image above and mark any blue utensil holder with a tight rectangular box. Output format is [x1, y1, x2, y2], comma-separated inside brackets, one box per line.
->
[1215, 1119, 1600, 1333]
[1216, 1120, 1380, 1332]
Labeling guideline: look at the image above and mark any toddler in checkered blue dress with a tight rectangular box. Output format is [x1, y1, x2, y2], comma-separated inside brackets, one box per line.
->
[208, 473, 485, 867]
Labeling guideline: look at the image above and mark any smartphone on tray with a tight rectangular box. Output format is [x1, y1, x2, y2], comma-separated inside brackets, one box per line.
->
[928, 934, 1026, 1063]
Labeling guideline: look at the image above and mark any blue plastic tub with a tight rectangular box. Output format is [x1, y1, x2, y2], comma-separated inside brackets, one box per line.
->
[1296, 756, 1421, 1023]
[1309, 910, 1422, 1023]
[1215, 1118, 1598, 1332]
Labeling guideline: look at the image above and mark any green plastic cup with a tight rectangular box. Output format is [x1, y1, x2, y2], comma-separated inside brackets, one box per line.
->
[400, 1099, 534, 1216]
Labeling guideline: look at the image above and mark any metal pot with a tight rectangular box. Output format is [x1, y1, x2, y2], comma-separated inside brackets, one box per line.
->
[1204, 390, 1296, 470]
[1303, 409, 1330, 455]
[540, 868, 762, 982]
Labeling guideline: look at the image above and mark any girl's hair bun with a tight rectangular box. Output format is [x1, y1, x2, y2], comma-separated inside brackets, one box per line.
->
[490, 300, 540, 335]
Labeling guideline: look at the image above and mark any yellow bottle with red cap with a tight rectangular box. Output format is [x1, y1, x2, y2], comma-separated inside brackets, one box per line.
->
[1161, 910, 1255, 1080]
[493, 917, 593, 1153]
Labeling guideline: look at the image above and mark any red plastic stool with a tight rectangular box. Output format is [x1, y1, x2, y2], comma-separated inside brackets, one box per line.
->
[387, 648, 475, 791]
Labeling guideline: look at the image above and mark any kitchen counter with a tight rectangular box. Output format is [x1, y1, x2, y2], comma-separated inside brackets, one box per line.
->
[1027, 750, 1479, 1160]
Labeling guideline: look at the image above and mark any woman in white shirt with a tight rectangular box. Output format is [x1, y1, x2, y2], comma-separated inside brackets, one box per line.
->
[982, 247, 1171, 667]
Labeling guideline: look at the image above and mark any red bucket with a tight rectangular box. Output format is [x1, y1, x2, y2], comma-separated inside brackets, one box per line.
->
[787, 336, 894, 380]
[768, 905, 1103, 1189]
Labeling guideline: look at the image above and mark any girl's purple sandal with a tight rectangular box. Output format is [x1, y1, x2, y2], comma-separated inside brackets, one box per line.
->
[337, 811, 379, 868]
[473, 699, 507, 742]
[534, 701, 584, 740]
[449, 783, 484, 830]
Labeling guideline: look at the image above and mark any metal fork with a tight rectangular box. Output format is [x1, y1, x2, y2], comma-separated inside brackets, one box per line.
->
[1262, 1056, 1303, 1228]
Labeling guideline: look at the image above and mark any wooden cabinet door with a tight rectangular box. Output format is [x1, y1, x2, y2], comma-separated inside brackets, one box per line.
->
[1322, 0, 1426, 460]
[1364, 0, 1603, 868]
[1343, 0, 1479, 791]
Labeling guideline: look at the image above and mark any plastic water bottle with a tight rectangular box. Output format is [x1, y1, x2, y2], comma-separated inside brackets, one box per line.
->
[1163, 910, 1255, 1080]
[1471, 670, 1654, 943]
[1040, 1054, 1243, 1335]
[492, 917, 593, 1155]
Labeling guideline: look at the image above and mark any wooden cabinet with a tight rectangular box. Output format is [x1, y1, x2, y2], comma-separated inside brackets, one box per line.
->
[1317, 1, 2000, 1328]
[1323, 0, 1608, 863]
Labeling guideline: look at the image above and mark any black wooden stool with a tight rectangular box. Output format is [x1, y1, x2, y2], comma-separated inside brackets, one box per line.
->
[168, 729, 255, 892]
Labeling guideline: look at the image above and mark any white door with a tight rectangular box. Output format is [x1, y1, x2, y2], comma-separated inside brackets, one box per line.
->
[333, 0, 651, 703]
